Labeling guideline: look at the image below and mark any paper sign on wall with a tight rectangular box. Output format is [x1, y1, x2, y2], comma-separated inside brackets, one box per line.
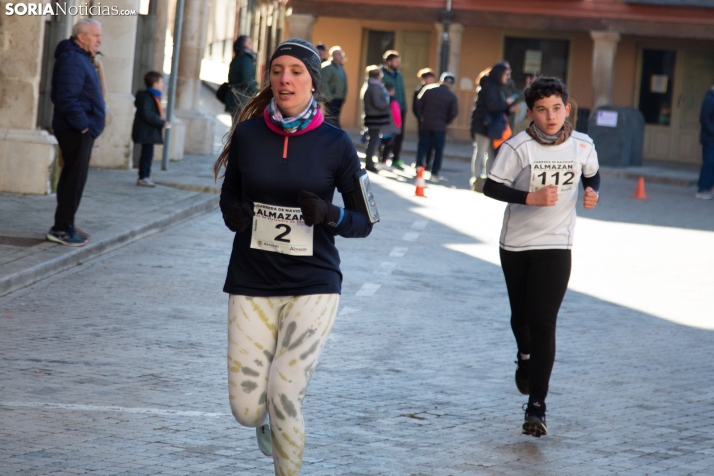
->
[523, 50, 542, 74]
[596, 110, 618, 127]
[650, 75, 668, 93]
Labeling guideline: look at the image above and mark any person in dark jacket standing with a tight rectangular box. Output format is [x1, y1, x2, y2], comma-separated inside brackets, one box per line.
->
[381, 51, 407, 168]
[132, 71, 170, 187]
[315, 42, 329, 62]
[413, 68, 437, 171]
[214, 38, 375, 475]
[320, 46, 348, 128]
[225, 35, 258, 118]
[469, 62, 518, 191]
[415, 72, 459, 181]
[696, 81, 714, 200]
[48, 18, 105, 247]
[361, 65, 391, 172]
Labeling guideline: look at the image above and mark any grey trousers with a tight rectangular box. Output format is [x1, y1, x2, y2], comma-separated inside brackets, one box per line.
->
[471, 133, 495, 181]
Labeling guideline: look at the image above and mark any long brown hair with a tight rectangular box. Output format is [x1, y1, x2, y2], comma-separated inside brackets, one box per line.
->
[213, 86, 330, 180]
[213, 85, 274, 180]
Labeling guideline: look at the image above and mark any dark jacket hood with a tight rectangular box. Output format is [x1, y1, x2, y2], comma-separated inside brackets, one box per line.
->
[54, 38, 88, 60]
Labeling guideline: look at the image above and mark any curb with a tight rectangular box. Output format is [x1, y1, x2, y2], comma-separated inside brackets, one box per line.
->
[351, 138, 472, 163]
[153, 181, 221, 195]
[598, 169, 696, 188]
[351, 138, 698, 187]
[0, 194, 219, 298]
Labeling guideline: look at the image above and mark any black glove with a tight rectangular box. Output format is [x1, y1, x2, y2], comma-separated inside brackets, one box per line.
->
[297, 190, 341, 227]
[222, 201, 254, 232]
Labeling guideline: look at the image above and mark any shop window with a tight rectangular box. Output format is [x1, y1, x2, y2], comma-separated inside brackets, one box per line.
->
[503, 37, 570, 89]
[638, 49, 676, 126]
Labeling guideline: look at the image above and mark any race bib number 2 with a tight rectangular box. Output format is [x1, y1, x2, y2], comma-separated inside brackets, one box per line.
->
[529, 160, 578, 194]
[250, 202, 313, 256]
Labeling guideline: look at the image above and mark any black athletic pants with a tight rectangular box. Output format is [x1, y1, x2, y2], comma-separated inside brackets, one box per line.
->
[392, 109, 406, 161]
[499, 248, 572, 403]
[54, 129, 95, 231]
[364, 127, 381, 170]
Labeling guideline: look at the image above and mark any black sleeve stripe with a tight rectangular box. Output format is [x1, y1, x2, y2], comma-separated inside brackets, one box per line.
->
[488, 173, 512, 183]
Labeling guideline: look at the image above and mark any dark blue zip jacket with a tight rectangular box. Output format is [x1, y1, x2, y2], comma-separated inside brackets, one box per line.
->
[51, 38, 105, 139]
[701, 89, 714, 145]
[220, 116, 373, 297]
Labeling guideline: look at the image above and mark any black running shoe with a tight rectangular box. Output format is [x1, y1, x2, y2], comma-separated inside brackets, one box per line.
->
[46, 226, 88, 247]
[522, 401, 547, 437]
[515, 353, 529, 395]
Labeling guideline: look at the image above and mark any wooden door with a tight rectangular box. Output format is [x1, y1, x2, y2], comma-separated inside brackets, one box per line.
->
[675, 50, 714, 164]
[640, 48, 677, 161]
[395, 31, 431, 133]
[642, 48, 714, 164]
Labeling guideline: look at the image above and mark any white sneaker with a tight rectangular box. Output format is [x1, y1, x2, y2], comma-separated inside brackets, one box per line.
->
[695, 191, 714, 200]
[137, 178, 156, 188]
[256, 423, 273, 456]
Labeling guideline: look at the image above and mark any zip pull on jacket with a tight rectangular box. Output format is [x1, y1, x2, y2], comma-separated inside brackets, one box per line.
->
[262, 104, 326, 162]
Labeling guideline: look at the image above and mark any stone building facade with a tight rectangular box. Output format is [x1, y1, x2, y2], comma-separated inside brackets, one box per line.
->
[287, 0, 714, 164]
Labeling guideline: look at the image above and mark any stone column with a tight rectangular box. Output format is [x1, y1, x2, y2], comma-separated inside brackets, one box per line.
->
[590, 31, 620, 111]
[91, 1, 141, 168]
[434, 23, 464, 77]
[434, 23, 444, 74]
[0, 15, 58, 194]
[152, 0, 169, 72]
[286, 13, 314, 42]
[175, 0, 215, 155]
[447, 23, 463, 79]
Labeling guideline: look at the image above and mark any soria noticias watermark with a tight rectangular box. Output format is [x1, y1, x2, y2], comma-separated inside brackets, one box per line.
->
[4, 2, 137, 16]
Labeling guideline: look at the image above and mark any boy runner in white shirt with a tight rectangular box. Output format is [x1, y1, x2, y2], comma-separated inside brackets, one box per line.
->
[483, 77, 600, 437]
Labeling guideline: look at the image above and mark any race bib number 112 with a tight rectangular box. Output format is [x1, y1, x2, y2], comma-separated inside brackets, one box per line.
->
[529, 160, 577, 194]
[250, 202, 313, 256]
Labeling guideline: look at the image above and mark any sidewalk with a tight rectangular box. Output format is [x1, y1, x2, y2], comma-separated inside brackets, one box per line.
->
[0, 87, 231, 298]
[0, 165, 220, 298]
[0, 86, 701, 297]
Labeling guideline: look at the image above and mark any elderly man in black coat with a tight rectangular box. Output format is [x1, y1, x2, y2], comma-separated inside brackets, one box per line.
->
[415, 72, 459, 182]
[48, 18, 105, 247]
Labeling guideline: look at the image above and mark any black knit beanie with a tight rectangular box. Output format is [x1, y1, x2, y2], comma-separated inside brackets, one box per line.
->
[269, 38, 322, 89]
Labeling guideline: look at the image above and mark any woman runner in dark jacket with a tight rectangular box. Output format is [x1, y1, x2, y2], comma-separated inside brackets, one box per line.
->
[214, 38, 374, 476]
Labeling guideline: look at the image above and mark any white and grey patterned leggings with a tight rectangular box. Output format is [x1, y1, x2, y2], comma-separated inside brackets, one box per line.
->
[227, 294, 339, 476]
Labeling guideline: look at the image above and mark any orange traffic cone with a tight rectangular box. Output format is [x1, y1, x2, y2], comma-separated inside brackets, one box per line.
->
[633, 176, 648, 200]
[415, 166, 426, 197]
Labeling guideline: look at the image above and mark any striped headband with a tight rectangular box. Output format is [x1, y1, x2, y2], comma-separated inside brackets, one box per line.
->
[269, 41, 322, 89]
[270, 42, 321, 64]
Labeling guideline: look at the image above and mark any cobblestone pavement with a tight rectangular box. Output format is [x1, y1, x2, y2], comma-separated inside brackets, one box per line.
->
[1, 162, 714, 475]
